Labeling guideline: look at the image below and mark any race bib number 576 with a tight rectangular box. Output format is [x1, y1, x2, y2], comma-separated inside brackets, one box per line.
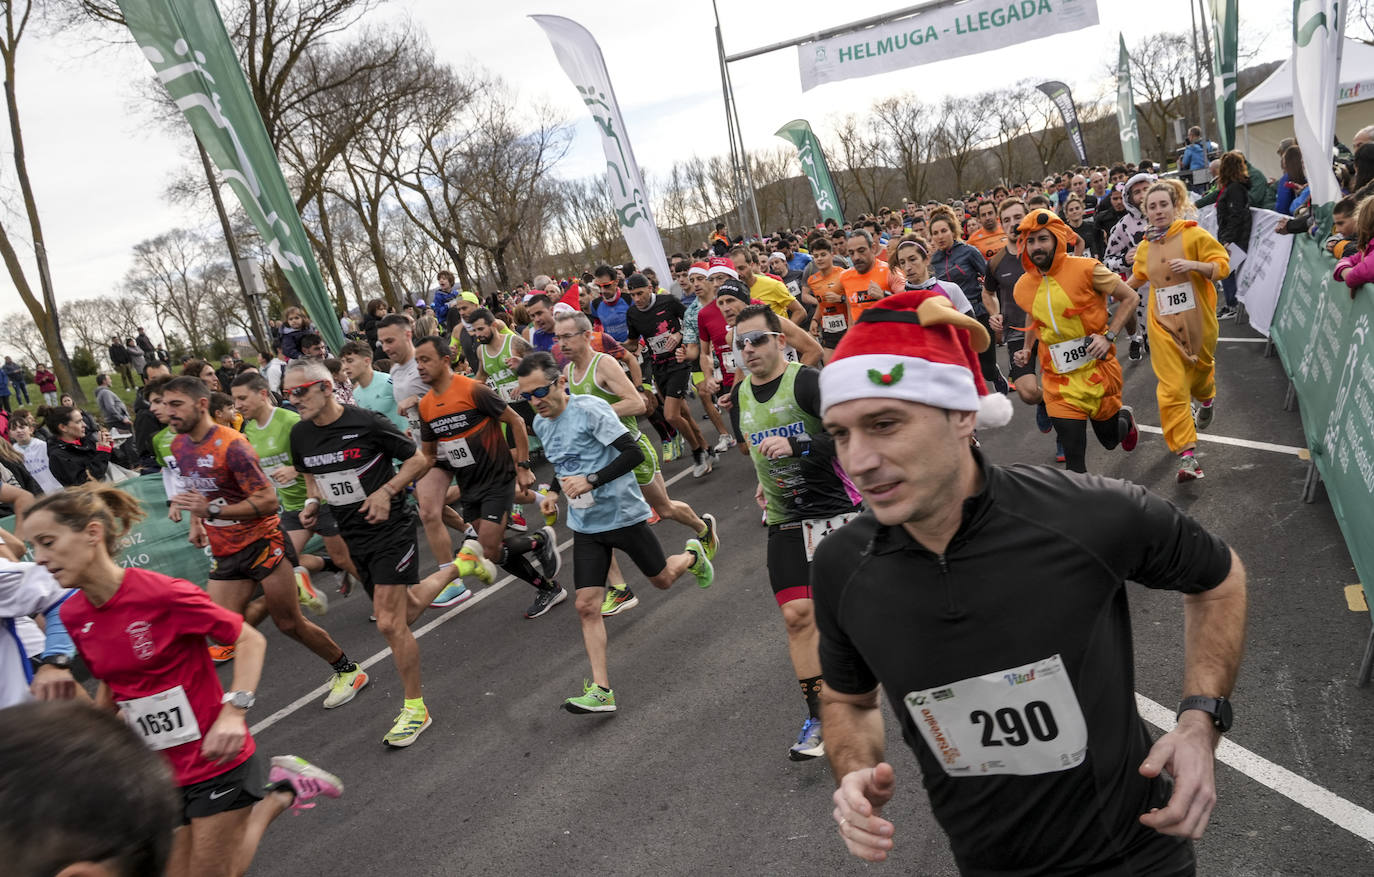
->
[903, 654, 1088, 777]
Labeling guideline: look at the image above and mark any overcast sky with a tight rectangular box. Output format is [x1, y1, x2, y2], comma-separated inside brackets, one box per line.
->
[0, 0, 1293, 330]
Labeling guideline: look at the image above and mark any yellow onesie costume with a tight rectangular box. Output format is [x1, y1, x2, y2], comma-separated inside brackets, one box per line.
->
[1131, 220, 1229, 453]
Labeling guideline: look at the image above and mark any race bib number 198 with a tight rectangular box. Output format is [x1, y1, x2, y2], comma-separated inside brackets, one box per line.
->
[903, 654, 1088, 777]
[441, 437, 474, 468]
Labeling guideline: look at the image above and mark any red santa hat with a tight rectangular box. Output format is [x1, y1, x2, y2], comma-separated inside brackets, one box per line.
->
[706, 256, 738, 280]
[818, 289, 1014, 427]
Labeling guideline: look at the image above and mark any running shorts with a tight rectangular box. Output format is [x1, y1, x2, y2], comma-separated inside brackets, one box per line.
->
[571, 521, 666, 590]
[1006, 338, 1039, 382]
[280, 505, 340, 537]
[653, 363, 692, 399]
[208, 531, 297, 583]
[820, 329, 847, 349]
[180, 752, 266, 824]
[633, 432, 659, 486]
[347, 514, 421, 590]
[767, 523, 812, 606]
[458, 478, 516, 526]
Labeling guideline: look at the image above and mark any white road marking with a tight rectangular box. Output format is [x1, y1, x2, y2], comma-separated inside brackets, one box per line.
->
[1217, 337, 1270, 343]
[1134, 424, 1305, 456]
[1135, 694, 1374, 844]
[251, 466, 696, 736]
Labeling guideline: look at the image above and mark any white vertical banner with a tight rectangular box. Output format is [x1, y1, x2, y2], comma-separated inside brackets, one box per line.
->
[1291, 0, 1348, 205]
[531, 15, 671, 286]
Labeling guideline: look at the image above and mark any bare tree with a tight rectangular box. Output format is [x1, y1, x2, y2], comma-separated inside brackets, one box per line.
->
[936, 95, 992, 195]
[986, 83, 1033, 185]
[0, 310, 47, 366]
[125, 229, 227, 354]
[870, 92, 943, 204]
[0, 0, 81, 399]
[57, 299, 115, 368]
[828, 113, 889, 216]
[1125, 32, 1195, 162]
[1024, 89, 1072, 177]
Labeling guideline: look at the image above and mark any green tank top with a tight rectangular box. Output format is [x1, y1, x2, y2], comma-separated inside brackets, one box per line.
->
[566, 352, 639, 438]
[738, 362, 824, 525]
[479, 334, 520, 402]
[243, 408, 308, 511]
[152, 426, 176, 469]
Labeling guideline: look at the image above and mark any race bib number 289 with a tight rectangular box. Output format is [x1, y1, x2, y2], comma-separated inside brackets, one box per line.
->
[903, 654, 1088, 777]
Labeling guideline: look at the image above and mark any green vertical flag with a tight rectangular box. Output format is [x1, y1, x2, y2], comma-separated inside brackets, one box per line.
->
[118, 0, 344, 352]
[1209, 0, 1238, 151]
[775, 119, 844, 226]
[1116, 34, 1142, 165]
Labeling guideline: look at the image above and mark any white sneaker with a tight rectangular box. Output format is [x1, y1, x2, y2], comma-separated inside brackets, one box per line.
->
[712, 433, 736, 454]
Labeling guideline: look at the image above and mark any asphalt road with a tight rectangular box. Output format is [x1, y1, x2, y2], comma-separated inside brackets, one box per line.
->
[242, 323, 1374, 876]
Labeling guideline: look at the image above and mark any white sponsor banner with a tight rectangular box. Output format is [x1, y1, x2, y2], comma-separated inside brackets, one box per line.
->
[1196, 206, 1293, 337]
[798, 0, 1099, 91]
[1291, 0, 1348, 205]
[531, 15, 671, 285]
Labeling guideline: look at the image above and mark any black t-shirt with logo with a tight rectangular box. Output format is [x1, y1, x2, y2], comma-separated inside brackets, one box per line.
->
[289, 405, 416, 537]
[625, 294, 688, 370]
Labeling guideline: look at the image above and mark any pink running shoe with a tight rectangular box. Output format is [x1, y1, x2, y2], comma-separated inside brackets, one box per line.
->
[268, 755, 343, 813]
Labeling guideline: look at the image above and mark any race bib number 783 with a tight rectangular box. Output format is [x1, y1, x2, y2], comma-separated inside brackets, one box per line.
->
[903, 654, 1088, 777]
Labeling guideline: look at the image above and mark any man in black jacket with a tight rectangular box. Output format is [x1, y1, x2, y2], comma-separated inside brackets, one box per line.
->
[107, 338, 134, 391]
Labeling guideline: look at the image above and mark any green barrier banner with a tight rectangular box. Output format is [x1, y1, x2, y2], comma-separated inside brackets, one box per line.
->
[1271, 234, 1374, 618]
[119, 0, 345, 352]
[1, 474, 213, 583]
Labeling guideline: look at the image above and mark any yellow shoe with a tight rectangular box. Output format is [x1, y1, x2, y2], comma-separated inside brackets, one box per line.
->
[455, 539, 494, 585]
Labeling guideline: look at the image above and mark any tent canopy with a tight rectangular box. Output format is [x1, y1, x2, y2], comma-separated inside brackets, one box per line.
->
[1238, 38, 1374, 126]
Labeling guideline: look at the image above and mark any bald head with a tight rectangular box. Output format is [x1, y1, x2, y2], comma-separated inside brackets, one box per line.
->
[1354, 126, 1374, 152]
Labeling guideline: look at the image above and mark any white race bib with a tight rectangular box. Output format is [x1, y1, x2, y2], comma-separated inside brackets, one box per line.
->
[1155, 282, 1195, 316]
[904, 654, 1088, 777]
[118, 686, 202, 751]
[786, 280, 803, 298]
[821, 313, 847, 333]
[1047, 336, 1091, 374]
[488, 380, 517, 403]
[441, 437, 474, 468]
[562, 477, 595, 509]
[316, 468, 364, 506]
[649, 332, 676, 356]
[802, 512, 859, 562]
[723, 349, 739, 372]
[782, 345, 800, 364]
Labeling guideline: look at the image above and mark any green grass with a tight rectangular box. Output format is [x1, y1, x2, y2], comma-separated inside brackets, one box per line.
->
[7, 374, 139, 418]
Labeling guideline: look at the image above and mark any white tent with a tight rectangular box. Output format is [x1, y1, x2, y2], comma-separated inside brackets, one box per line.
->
[1238, 38, 1374, 178]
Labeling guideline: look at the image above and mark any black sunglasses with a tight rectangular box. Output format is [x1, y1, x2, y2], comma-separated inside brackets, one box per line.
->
[519, 380, 558, 401]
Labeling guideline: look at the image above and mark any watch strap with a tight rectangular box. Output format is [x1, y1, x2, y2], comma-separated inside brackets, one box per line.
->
[1177, 695, 1230, 730]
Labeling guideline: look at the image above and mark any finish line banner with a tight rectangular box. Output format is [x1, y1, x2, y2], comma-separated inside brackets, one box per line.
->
[799, 0, 1099, 91]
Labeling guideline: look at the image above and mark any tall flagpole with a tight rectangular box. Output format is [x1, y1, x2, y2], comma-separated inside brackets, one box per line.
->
[714, 0, 762, 239]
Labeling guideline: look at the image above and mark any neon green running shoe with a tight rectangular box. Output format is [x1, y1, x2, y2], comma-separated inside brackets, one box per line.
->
[699, 513, 721, 561]
[322, 666, 368, 709]
[564, 681, 616, 714]
[684, 538, 714, 589]
[382, 705, 432, 747]
[456, 539, 494, 585]
[600, 585, 639, 617]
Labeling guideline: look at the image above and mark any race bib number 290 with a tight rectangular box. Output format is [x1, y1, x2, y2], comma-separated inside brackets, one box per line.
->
[903, 654, 1088, 777]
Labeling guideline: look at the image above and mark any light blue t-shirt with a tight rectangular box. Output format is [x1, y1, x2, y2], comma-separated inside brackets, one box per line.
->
[533, 394, 650, 534]
[351, 371, 409, 433]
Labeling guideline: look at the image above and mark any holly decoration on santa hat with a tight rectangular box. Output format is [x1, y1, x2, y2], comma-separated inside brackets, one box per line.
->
[867, 363, 905, 386]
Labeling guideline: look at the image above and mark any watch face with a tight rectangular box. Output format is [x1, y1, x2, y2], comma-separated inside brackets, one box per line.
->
[1217, 698, 1234, 731]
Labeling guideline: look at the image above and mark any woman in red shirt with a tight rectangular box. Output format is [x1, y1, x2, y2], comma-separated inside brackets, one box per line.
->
[21, 483, 343, 877]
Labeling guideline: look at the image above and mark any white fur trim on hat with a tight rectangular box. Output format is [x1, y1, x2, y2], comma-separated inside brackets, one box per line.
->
[688, 265, 709, 277]
[820, 354, 978, 417]
[706, 265, 739, 280]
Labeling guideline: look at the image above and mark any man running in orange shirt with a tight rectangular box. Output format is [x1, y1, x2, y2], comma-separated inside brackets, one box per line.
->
[806, 237, 849, 363]
[839, 230, 905, 320]
[965, 199, 1007, 261]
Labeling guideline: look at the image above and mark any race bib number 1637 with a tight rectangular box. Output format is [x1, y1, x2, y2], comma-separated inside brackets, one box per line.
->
[903, 654, 1088, 777]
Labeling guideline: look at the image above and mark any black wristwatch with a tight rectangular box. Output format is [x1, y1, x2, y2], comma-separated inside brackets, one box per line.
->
[516, 460, 532, 470]
[1104, 330, 1118, 344]
[37, 654, 73, 671]
[1177, 695, 1233, 732]
[586, 472, 601, 487]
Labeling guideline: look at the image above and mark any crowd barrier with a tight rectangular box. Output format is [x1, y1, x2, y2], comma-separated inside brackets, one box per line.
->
[1269, 233, 1374, 684]
[1195, 206, 1293, 337]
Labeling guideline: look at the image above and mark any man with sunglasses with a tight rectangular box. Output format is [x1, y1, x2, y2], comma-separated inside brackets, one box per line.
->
[557, 309, 720, 616]
[285, 359, 475, 748]
[517, 352, 715, 715]
[414, 335, 565, 620]
[712, 280, 823, 376]
[727, 304, 860, 761]
[590, 265, 632, 343]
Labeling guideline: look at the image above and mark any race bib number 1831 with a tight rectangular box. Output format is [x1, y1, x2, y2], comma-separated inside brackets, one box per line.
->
[903, 654, 1088, 777]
